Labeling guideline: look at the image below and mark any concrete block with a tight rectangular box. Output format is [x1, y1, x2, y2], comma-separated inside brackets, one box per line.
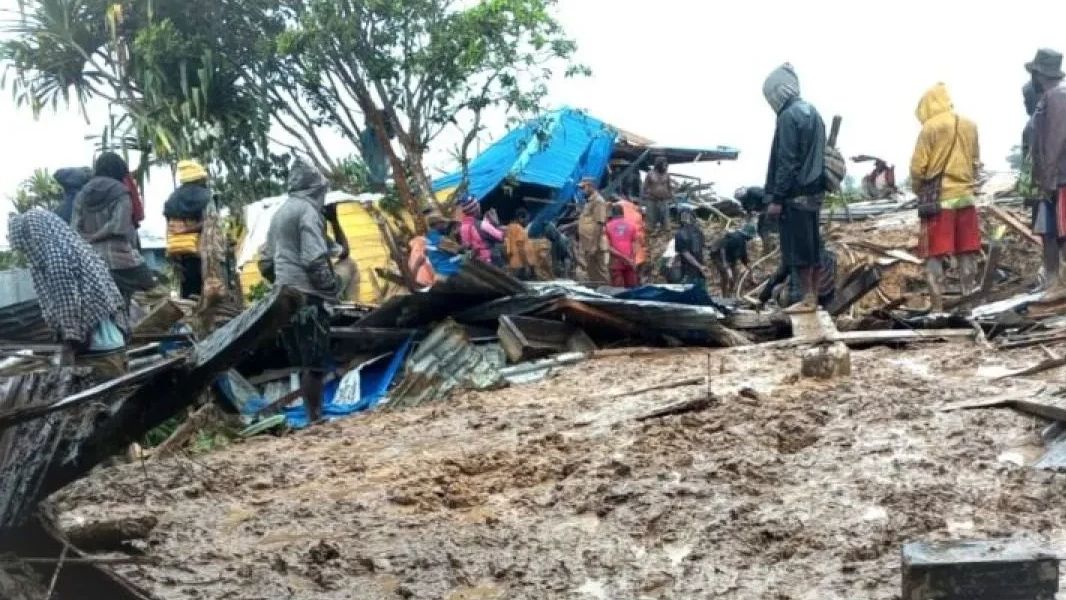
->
[902, 539, 1058, 600]
[800, 341, 851, 379]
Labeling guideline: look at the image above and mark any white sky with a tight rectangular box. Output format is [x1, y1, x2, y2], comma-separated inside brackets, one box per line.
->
[1, 0, 1065, 243]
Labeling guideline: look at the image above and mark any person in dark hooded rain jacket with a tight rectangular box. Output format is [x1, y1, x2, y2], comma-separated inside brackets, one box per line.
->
[73, 152, 157, 302]
[258, 158, 341, 426]
[762, 63, 827, 313]
[53, 167, 92, 224]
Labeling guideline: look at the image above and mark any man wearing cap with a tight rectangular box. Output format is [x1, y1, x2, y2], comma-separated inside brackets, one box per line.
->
[577, 176, 610, 284]
[762, 63, 828, 312]
[164, 160, 212, 299]
[1030, 49, 1066, 291]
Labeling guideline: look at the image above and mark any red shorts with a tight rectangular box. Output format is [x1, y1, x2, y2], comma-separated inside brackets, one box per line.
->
[610, 259, 639, 288]
[919, 205, 981, 258]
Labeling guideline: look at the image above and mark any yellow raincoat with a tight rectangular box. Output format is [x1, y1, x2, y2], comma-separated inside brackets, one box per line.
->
[910, 83, 980, 208]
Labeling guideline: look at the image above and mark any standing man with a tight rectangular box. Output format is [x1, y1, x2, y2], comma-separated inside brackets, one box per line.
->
[614, 193, 647, 276]
[164, 160, 212, 299]
[762, 63, 828, 312]
[1031, 49, 1066, 292]
[577, 176, 609, 284]
[674, 207, 710, 284]
[73, 152, 157, 304]
[910, 83, 981, 312]
[9, 208, 128, 379]
[258, 159, 340, 425]
[605, 204, 639, 288]
[642, 156, 673, 232]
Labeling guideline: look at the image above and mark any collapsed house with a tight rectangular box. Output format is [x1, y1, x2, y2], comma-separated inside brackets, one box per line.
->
[431, 107, 739, 230]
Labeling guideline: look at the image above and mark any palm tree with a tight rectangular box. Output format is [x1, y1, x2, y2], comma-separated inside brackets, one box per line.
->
[10, 168, 63, 213]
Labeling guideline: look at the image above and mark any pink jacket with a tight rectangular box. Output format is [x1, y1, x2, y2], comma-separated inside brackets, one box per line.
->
[460, 216, 496, 263]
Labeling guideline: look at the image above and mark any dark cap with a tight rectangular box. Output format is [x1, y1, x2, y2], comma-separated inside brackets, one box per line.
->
[1027, 48, 1065, 79]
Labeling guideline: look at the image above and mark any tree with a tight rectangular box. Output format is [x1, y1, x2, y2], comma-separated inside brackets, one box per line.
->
[2, 0, 287, 207]
[1007, 144, 1024, 172]
[277, 0, 586, 220]
[9, 168, 63, 213]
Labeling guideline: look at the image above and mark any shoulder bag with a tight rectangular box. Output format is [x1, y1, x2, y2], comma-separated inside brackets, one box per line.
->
[917, 117, 960, 220]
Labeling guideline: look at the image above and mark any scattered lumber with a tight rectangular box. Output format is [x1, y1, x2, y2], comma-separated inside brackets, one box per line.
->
[599, 376, 704, 400]
[986, 205, 1042, 247]
[902, 539, 1058, 600]
[994, 356, 1066, 380]
[635, 393, 716, 421]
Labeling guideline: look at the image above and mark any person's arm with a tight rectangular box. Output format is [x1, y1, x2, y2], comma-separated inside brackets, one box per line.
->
[480, 218, 504, 242]
[641, 174, 652, 201]
[300, 211, 340, 297]
[88, 192, 133, 242]
[1036, 94, 1066, 194]
[326, 207, 350, 260]
[910, 122, 934, 190]
[768, 112, 801, 210]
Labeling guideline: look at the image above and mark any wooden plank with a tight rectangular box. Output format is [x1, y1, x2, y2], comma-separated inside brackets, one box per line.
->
[827, 264, 882, 316]
[902, 539, 1058, 600]
[994, 356, 1066, 380]
[760, 328, 974, 349]
[986, 205, 1042, 247]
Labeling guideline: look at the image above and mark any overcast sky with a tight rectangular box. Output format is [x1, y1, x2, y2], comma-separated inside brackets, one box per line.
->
[2, 0, 1065, 242]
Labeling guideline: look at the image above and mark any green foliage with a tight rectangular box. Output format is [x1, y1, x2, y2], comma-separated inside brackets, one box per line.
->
[0, 251, 27, 270]
[9, 168, 63, 213]
[247, 280, 271, 302]
[1007, 144, 1024, 172]
[327, 155, 371, 193]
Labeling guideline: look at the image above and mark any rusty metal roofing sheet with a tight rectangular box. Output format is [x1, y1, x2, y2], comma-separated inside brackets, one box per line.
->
[386, 320, 505, 409]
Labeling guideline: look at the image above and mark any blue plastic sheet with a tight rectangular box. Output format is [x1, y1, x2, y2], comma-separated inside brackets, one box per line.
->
[284, 336, 414, 429]
[432, 107, 617, 227]
[614, 284, 717, 306]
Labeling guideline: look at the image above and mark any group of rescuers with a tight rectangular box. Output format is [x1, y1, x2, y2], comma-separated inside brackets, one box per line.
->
[13, 51, 1066, 422]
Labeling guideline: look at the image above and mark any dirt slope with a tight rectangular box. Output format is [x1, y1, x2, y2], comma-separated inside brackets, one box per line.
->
[47, 342, 1066, 599]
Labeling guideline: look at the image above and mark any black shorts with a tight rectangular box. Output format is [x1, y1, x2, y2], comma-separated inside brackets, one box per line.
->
[279, 298, 331, 371]
[780, 203, 822, 268]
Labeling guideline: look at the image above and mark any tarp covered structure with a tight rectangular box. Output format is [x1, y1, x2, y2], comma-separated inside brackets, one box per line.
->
[432, 107, 740, 232]
[433, 108, 618, 231]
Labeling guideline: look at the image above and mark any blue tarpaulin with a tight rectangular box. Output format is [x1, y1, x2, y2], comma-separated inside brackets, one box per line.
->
[432, 108, 618, 232]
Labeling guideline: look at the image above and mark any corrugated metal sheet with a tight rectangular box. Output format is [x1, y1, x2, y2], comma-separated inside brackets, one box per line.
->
[358, 259, 528, 329]
[0, 300, 52, 343]
[386, 320, 504, 409]
[0, 368, 89, 528]
[0, 270, 37, 309]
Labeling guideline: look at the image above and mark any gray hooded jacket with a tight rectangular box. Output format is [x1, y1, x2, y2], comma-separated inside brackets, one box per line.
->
[259, 160, 340, 300]
[762, 64, 827, 204]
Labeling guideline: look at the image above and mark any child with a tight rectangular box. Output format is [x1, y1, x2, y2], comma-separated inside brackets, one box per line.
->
[504, 208, 532, 279]
[605, 204, 639, 288]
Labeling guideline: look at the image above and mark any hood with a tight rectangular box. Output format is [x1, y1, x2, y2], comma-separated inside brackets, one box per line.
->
[763, 63, 801, 113]
[78, 177, 129, 213]
[164, 183, 212, 219]
[54, 167, 92, 193]
[915, 83, 953, 124]
[287, 158, 329, 210]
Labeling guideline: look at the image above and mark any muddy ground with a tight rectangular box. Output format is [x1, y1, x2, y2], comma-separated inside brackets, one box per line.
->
[46, 340, 1066, 599]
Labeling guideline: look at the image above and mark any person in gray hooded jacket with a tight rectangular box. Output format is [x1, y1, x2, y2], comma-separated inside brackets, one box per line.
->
[259, 158, 341, 424]
[762, 63, 827, 312]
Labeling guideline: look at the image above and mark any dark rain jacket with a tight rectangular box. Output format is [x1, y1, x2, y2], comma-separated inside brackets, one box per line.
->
[764, 98, 827, 205]
[54, 167, 92, 224]
[1033, 82, 1066, 194]
[72, 177, 143, 270]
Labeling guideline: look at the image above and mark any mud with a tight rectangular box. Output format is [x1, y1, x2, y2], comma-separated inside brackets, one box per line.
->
[44, 341, 1066, 599]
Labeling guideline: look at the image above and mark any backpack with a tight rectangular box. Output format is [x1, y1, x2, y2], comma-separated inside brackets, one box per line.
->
[824, 145, 847, 193]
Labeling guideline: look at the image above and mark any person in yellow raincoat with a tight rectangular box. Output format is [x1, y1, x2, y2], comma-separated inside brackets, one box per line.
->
[910, 83, 981, 312]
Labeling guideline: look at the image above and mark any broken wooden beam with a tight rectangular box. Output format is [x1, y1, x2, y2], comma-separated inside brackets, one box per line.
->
[762, 328, 975, 349]
[598, 376, 704, 400]
[635, 393, 716, 421]
[986, 205, 1042, 247]
[827, 263, 882, 316]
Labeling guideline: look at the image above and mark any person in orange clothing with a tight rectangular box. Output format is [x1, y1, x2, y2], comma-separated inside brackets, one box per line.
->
[614, 194, 646, 270]
[504, 208, 532, 279]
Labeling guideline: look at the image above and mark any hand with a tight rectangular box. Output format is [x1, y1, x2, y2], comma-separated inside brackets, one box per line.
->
[766, 203, 782, 218]
[337, 247, 350, 261]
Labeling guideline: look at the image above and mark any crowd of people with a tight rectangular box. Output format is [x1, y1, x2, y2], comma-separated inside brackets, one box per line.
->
[10, 49, 1066, 415]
